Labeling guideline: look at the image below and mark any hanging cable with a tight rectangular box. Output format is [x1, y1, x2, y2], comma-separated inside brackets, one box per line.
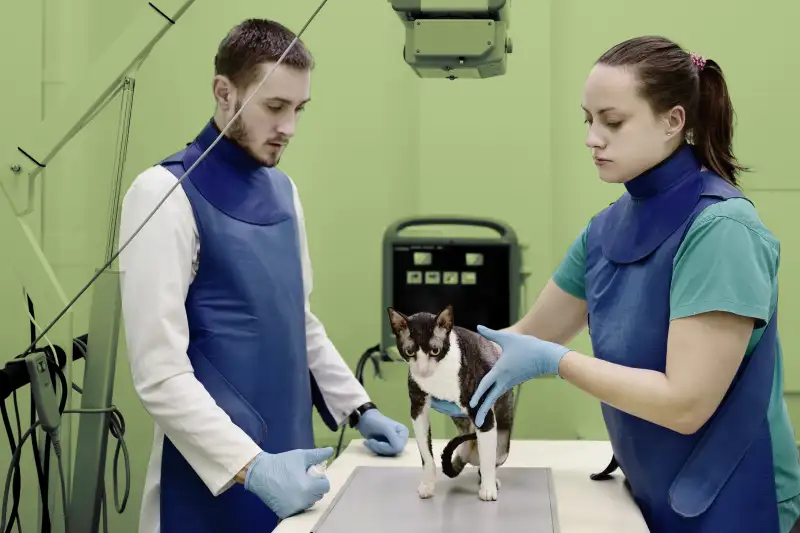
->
[334, 345, 384, 458]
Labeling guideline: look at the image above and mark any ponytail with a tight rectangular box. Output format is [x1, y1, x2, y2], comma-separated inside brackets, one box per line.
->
[691, 59, 749, 186]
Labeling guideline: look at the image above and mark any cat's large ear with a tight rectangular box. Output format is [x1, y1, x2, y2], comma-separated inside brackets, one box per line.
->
[436, 305, 454, 331]
[387, 307, 408, 334]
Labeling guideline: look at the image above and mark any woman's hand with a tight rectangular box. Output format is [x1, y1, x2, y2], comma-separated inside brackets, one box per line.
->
[470, 326, 571, 427]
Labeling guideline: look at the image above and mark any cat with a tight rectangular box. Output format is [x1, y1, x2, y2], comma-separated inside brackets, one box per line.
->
[386, 304, 514, 502]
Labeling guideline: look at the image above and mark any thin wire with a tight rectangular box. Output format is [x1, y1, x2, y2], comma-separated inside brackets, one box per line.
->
[20, 0, 331, 357]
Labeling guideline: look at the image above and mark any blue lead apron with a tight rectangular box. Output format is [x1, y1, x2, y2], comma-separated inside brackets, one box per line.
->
[155, 120, 338, 533]
[585, 145, 780, 532]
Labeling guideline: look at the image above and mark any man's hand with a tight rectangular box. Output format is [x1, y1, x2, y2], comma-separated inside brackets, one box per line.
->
[243, 448, 334, 519]
[355, 409, 409, 456]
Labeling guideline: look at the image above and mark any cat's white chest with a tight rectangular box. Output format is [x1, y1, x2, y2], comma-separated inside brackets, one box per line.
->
[411, 334, 464, 407]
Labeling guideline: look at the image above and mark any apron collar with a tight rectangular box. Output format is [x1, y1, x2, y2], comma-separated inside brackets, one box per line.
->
[596, 144, 705, 264]
[179, 119, 293, 226]
[625, 143, 698, 199]
[189, 118, 264, 174]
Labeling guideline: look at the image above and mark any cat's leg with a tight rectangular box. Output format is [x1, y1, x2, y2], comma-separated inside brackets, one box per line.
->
[462, 370, 498, 498]
[476, 424, 498, 500]
[409, 376, 435, 498]
[492, 390, 515, 490]
[493, 428, 507, 491]
[464, 365, 505, 496]
[474, 410, 498, 501]
[413, 407, 435, 498]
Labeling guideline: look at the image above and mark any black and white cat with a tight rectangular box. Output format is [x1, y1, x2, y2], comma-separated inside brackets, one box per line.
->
[387, 305, 514, 502]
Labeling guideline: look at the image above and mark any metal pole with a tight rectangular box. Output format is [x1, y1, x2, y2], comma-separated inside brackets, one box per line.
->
[66, 268, 121, 533]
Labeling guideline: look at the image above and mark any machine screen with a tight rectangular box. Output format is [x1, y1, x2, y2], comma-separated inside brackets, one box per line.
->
[390, 243, 512, 332]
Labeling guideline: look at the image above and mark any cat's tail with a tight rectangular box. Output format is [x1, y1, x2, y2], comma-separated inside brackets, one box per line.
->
[441, 432, 476, 478]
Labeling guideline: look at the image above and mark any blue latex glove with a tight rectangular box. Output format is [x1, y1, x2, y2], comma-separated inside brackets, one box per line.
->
[356, 409, 409, 456]
[430, 397, 468, 418]
[470, 326, 571, 427]
[244, 447, 333, 519]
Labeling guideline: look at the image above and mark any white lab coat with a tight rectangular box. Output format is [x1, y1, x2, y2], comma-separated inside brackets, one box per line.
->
[118, 164, 371, 533]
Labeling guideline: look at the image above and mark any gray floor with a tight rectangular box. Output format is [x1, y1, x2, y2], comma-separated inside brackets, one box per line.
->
[311, 466, 560, 533]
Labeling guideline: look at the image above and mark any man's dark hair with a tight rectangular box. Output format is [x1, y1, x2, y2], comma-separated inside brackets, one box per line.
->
[214, 19, 314, 90]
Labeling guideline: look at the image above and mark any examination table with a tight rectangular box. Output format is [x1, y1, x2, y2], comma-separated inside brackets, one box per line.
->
[274, 439, 649, 533]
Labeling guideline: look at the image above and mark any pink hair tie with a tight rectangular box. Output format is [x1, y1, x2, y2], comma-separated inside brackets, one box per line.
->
[690, 52, 706, 71]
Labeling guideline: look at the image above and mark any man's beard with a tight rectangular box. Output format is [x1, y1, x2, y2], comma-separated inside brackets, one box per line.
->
[226, 101, 280, 168]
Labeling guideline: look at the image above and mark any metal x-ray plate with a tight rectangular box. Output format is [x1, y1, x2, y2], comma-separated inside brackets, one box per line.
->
[311, 466, 560, 533]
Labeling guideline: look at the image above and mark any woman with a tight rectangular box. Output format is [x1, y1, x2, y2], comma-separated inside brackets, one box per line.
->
[436, 36, 800, 532]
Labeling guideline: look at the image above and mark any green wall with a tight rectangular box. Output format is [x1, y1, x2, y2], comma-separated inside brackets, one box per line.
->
[1, 0, 799, 532]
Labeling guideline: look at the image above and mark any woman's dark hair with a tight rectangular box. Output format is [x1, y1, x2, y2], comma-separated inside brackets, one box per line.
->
[596, 35, 748, 186]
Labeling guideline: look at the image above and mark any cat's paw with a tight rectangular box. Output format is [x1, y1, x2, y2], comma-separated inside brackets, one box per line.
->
[478, 483, 498, 501]
[417, 480, 436, 499]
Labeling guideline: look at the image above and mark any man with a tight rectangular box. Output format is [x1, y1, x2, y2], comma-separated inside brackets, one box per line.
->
[118, 18, 409, 533]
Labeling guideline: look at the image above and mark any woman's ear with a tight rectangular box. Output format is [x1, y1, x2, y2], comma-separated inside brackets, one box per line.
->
[664, 105, 686, 138]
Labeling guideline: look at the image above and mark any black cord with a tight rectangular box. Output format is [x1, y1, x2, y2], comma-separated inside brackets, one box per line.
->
[0, 405, 129, 533]
[43, 344, 69, 533]
[107, 408, 130, 513]
[3, 338, 123, 532]
[11, 393, 21, 533]
[0, 421, 41, 533]
[43, 348, 68, 533]
[0, 293, 43, 533]
[0, 422, 67, 533]
[33, 343, 79, 532]
[0, 400, 20, 533]
[24, 294, 53, 533]
[0, 297, 35, 533]
[334, 345, 383, 458]
[4, 293, 129, 533]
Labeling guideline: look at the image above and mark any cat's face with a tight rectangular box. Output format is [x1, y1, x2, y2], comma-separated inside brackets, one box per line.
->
[387, 305, 454, 378]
